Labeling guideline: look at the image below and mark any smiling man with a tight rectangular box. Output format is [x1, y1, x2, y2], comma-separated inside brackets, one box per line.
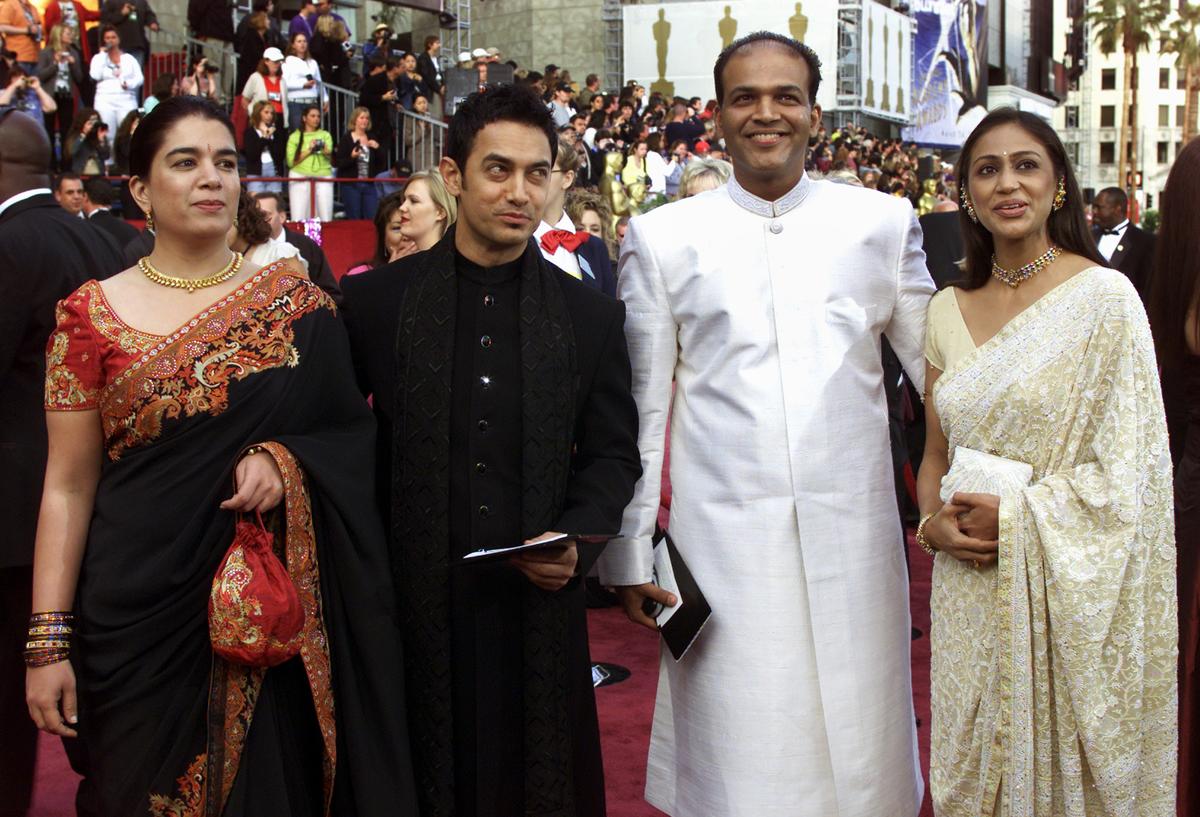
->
[598, 31, 934, 817]
[340, 84, 641, 817]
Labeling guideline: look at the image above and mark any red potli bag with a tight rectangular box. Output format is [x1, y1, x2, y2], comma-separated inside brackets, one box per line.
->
[208, 511, 305, 667]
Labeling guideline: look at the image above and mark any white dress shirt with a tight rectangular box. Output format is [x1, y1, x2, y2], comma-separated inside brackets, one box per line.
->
[1096, 218, 1129, 262]
[533, 211, 582, 279]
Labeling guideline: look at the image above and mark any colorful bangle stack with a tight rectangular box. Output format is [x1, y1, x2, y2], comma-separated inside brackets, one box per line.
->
[24, 611, 75, 668]
[916, 514, 937, 557]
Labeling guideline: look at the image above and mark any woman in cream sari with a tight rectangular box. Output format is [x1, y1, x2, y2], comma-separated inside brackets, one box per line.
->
[917, 107, 1177, 816]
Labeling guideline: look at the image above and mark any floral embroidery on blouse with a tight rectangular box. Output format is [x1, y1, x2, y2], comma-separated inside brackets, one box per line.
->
[43, 260, 331, 460]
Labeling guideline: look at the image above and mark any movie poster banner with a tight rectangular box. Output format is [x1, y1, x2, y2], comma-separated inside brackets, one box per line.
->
[902, 0, 988, 148]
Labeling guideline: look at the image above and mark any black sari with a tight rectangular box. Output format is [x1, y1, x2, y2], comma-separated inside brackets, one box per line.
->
[46, 259, 416, 816]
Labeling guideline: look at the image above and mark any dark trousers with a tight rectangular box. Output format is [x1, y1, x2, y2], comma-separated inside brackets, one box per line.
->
[339, 180, 378, 220]
[0, 565, 36, 815]
[45, 93, 75, 170]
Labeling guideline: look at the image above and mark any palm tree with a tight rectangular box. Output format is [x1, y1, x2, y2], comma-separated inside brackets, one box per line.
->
[1087, 0, 1169, 200]
[1163, 1, 1200, 144]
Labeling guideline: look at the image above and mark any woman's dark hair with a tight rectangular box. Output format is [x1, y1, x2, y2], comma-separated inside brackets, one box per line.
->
[714, 32, 822, 106]
[235, 185, 272, 246]
[370, 191, 406, 267]
[445, 84, 557, 172]
[293, 103, 320, 164]
[129, 96, 236, 179]
[952, 107, 1103, 290]
[1148, 137, 1200, 368]
[151, 71, 176, 101]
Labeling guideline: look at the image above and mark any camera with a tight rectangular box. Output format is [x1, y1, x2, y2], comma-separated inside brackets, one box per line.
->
[305, 73, 314, 81]
[311, 139, 324, 150]
[204, 63, 219, 74]
[101, 42, 112, 51]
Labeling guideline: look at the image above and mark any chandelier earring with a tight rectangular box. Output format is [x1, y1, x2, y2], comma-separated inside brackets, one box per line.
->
[145, 209, 155, 231]
[1052, 176, 1066, 211]
[960, 187, 978, 223]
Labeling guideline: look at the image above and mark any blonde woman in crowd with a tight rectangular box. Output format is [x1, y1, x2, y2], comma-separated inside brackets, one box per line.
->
[677, 156, 731, 199]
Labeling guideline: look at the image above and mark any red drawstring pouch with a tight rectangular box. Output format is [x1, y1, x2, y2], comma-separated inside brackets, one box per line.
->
[209, 512, 305, 667]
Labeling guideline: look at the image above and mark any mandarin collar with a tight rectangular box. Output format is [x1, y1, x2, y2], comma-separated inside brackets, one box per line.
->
[727, 172, 812, 218]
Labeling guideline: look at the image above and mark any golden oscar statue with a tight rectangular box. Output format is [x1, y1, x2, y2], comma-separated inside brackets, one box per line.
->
[882, 17, 891, 112]
[719, 5, 737, 49]
[896, 26, 906, 114]
[651, 9, 675, 97]
[789, 1, 808, 41]
[864, 14, 875, 108]
[916, 178, 939, 216]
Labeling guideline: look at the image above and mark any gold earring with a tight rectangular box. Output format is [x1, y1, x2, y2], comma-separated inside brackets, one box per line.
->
[1052, 176, 1066, 211]
[145, 210, 154, 231]
[960, 187, 978, 223]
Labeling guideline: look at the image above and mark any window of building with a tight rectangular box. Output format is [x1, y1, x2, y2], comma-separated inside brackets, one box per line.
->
[1066, 106, 1079, 128]
[1181, 71, 1188, 90]
[1100, 105, 1115, 127]
[1158, 141, 1169, 163]
[1179, 105, 1187, 126]
[1100, 141, 1115, 164]
[1067, 141, 1080, 168]
[1160, 104, 1171, 127]
[1069, 75, 1079, 92]
[1101, 68, 1117, 90]
[1128, 104, 1137, 126]
[1160, 67, 1171, 89]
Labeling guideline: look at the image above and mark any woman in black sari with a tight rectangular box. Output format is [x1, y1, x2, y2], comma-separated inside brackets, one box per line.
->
[25, 95, 416, 816]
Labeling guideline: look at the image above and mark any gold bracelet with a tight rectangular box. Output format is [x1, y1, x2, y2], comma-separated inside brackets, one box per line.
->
[916, 513, 937, 557]
[242, 445, 265, 459]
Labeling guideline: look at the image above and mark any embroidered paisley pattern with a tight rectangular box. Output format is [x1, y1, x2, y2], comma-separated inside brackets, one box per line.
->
[927, 268, 1177, 817]
[148, 753, 207, 817]
[98, 265, 328, 460]
[44, 312, 94, 408]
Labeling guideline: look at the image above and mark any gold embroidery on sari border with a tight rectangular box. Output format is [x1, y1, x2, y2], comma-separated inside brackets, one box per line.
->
[84, 280, 160, 356]
[205, 657, 265, 817]
[260, 441, 337, 813]
[148, 752, 207, 817]
[97, 262, 329, 460]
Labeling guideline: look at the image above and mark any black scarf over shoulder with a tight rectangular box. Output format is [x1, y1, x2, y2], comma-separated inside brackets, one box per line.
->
[393, 230, 580, 817]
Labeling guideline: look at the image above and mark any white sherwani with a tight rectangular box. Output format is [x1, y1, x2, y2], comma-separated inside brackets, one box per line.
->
[598, 174, 933, 817]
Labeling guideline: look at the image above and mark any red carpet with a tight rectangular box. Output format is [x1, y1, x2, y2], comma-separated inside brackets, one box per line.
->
[27, 536, 934, 816]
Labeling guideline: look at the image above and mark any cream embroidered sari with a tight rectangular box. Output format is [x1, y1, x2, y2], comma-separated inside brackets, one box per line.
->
[928, 267, 1177, 817]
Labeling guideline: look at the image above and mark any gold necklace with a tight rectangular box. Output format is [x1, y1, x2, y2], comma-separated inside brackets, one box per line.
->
[138, 252, 243, 294]
[990, 245, 1061, 288]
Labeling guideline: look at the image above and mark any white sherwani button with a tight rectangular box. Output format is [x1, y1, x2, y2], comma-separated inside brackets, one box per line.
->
[769, 221, 783, 234]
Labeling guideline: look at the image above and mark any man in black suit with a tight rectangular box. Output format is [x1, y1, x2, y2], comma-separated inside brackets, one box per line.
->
[535, 134, 616, 297]
[1092, 186, 1155, 299]
[252, 190, 342, 304]
[919, 199, 965, 290]
[415, 34, 443, 116]
[0, 109, 124, 817]
[82, 177, 139, 246]
[341, 85, 640, 817]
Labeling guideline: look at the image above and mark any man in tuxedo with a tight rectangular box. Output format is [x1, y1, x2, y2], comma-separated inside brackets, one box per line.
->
[919, 199, 965, 289]
[534, 134, 615, 297]
[340, 84, 640, 817]
[1092, 186, 1155, 299]
[82, 177, 138, 246]
[53, 172, 84, 217]
[416, 34, 443, 116]
[251, 190, 341, 304]
[0, 109, 124, 817]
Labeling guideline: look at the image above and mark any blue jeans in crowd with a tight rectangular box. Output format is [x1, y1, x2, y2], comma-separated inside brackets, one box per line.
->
[339, 180, 379, 220]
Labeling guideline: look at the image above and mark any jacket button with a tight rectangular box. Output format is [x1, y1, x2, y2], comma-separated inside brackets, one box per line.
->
[478, 505, 490, 518]
[475, 461, 487, 474]
[769, 221, 783, 234]
[483, 294, 495, 306]
[481, 335, 492, 348]
[480, 375, 491, 388]
[477, 419, 488, 432]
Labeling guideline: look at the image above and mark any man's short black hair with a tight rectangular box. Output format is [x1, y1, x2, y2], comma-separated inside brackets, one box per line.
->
[254, 190, 283, 208]
[55, 172, 81, 190]
[1097, 186, 1128, 209]
[83, 177, 115, 205]
[445, 83, 558, 171]
[713, 31, 822, 107]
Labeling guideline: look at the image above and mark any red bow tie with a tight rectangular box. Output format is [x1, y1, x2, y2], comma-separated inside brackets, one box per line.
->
[540, 229, 588, 254]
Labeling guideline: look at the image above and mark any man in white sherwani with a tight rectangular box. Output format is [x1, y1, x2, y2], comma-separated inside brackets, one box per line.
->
[598, 32, 934, 817]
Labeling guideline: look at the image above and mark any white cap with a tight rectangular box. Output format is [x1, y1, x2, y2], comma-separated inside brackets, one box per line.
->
[262, 46, 285, 61]
[471, 47, 488, 58]
[457, 50, 472, 63]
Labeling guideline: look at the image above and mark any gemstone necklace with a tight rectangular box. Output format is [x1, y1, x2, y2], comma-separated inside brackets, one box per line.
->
[990, 245, 1061, 288]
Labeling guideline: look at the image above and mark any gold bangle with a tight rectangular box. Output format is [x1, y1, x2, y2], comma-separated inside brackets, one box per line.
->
[916, 513, 937, 557]
[242, 445, 265, 459]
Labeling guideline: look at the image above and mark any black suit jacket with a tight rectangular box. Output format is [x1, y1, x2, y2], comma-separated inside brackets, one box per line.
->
[1094, 223, 1155, 298]
[918, 211, 965, 290]
[0, 194, 125, 568]
[416, 52, 440, 97]
[574, 233, 616, 298]
[283, 227, 342, 306]
[340, 232, 641, 553]
[88, 208, 139, 247]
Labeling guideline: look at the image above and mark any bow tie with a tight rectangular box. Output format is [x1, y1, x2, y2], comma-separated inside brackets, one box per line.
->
[1101, 227, 1123, 236]
[540, 229, 588, 254]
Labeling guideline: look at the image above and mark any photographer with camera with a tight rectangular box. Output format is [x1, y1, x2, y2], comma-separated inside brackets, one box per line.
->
[89, 24, 140, 134]
[62, 107, 110, 174]
[0, 63, 57, 122]
[179, 51, 218, 102]
[36, 24, 83, 165]
[333, 105, 382, 219]
[285, 103, 332, 220]
[243, 99, 285, 193]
